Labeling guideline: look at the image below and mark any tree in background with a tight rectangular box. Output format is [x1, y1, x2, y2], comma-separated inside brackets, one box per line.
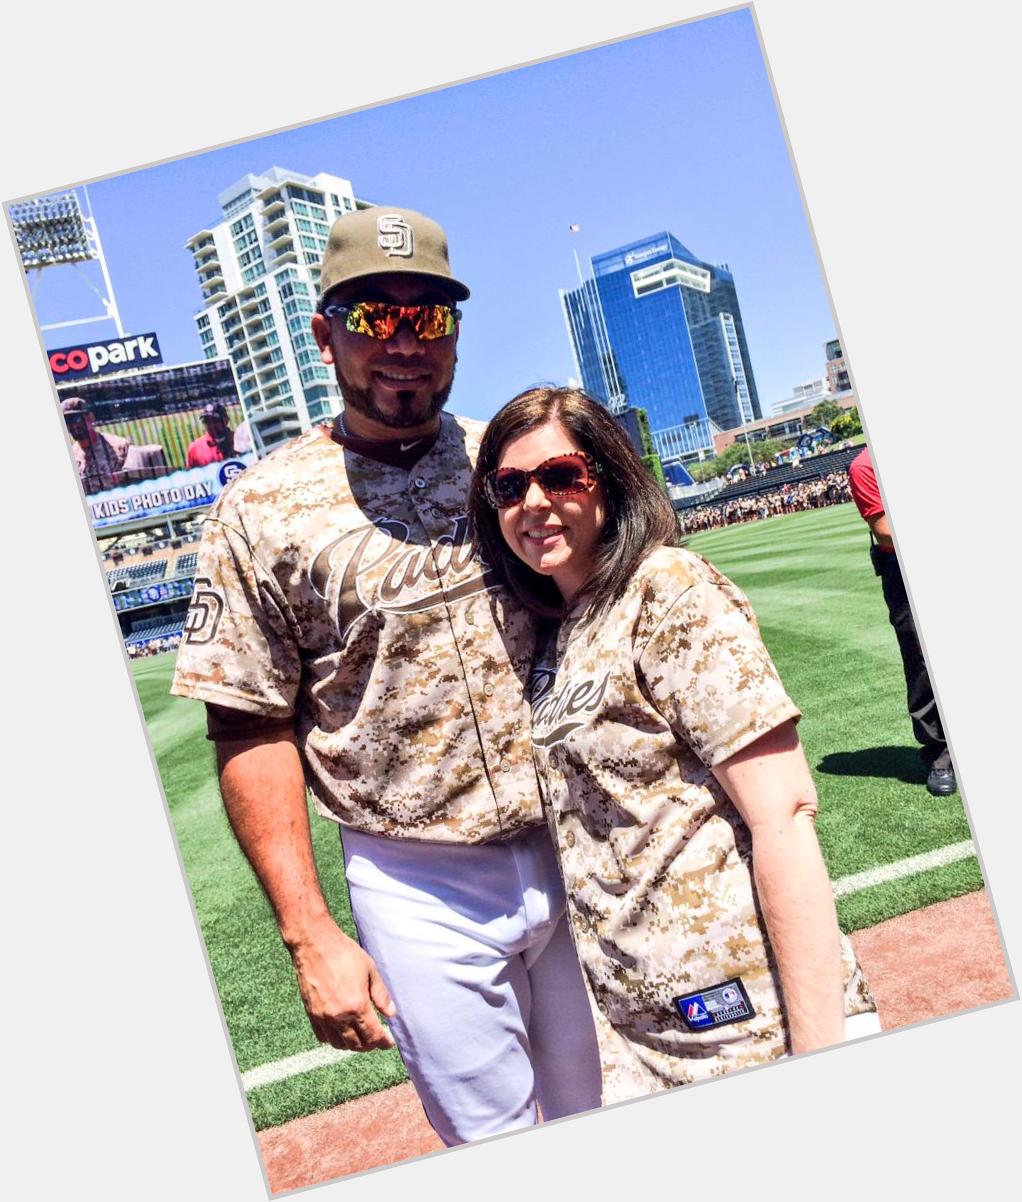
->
[642, 453, 668, 491]
[809, 399, 843, 429]
[830, 407, 863, 440]
[685, 436, 794, 483]
[617, 406, 669, 492]
[687, 458, 725, 484]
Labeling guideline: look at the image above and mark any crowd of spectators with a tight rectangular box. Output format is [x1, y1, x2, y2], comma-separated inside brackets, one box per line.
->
[127, 633, 183, 659]
[679, 472, 851, 534]
[722, 461, 770, 483]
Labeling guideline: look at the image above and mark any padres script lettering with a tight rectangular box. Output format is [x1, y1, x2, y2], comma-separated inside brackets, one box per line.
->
[310, 514, 495, 637]
[530, 667, 611, 749]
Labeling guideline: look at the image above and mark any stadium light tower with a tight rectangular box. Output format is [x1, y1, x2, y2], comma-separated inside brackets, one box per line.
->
[8, 187, 124, 337]
[733, 373, 755, 472]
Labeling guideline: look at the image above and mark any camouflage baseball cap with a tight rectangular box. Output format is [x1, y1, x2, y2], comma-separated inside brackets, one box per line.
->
[319, 206, 470, 303]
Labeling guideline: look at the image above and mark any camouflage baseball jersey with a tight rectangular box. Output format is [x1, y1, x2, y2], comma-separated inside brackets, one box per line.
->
[171, 412, 543, 844]
[529, 546, 876, 1104]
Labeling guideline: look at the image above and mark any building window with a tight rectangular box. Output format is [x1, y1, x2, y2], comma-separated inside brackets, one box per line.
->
[288, 312, 315, 335]
[223, 191, 255, 220]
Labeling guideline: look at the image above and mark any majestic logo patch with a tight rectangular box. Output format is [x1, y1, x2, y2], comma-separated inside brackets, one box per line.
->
[674, 978, 755, 1031]
[310, 513, 493, 639]
[377, 214, 414, 258]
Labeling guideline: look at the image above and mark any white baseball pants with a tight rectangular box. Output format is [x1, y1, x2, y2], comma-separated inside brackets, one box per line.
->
[340, 823, 604, 1146]
[844, 1010, 883, 1038]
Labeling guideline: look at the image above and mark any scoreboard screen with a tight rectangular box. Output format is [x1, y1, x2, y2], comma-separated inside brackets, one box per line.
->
[112, 577, 194, 613]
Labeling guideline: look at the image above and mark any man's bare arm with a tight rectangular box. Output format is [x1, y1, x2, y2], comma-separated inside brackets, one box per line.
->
[866, 510, 894, 548]
[216, 730, 396, 1051]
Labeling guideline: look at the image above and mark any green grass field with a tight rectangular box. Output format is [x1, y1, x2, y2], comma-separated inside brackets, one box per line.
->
[134, 658, 408, 1130]
[134, 500, 981, 1130]
[684, 504, 980, 920]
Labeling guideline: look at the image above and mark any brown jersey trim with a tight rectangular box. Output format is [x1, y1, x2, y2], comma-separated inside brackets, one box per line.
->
[327, 416, 440, 470]
[205, 702, 294, 743]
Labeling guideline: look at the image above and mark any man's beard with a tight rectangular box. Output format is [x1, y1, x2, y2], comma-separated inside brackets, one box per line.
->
[335, 362, 456, 430]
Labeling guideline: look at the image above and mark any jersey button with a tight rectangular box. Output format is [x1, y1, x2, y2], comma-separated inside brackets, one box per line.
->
[483, 683, 494, 697]
[413, 477, 427, 489]
[465, 611, 475, 625]
[500, 760, 511, 773]
[565, 830, 576, 848]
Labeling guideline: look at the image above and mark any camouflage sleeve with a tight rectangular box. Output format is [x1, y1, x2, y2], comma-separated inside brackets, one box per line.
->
[636, 580, 801, 768]
[170, 516, 301, 718]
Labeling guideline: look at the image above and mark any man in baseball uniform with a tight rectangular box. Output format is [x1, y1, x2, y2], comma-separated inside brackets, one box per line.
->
[848, 446, 955, 796]
[171, 206, 602, 1145]
[62, 394, 132, 493]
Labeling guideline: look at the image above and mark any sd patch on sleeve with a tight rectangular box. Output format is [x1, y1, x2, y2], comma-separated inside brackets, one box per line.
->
[674, 978, 755, 1031]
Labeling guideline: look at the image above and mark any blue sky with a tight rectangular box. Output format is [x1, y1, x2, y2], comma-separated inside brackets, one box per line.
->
[25, 8, 836, 425]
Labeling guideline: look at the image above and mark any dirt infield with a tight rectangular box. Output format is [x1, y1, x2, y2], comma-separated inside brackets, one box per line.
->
[258, 888, 1014, 1194]
[258, 1080, 442, 1193]
[849, 888, 1013, 1027]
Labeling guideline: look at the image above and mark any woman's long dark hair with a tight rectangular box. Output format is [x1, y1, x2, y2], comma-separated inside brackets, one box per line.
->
[469, 387, 680, 621]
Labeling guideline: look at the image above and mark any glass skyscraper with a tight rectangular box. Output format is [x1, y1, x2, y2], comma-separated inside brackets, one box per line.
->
[561, 232, 761, 461]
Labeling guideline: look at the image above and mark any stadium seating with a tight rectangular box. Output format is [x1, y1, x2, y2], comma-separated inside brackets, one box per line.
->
[106, 560, 169, 587]
[173, 551, 198, 577]
[103, 532, 203, 590]
[675, 445, 861, 511]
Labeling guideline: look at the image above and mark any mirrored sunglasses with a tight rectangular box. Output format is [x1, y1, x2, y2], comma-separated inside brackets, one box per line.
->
[322, 300, 460, 341]
[484, 452, 602, 508]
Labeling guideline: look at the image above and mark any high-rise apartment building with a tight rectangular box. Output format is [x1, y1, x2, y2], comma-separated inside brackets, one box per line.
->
[187, 167, 364, 453]
[825, 338, 850, 395]
[561, 232, 762, 463]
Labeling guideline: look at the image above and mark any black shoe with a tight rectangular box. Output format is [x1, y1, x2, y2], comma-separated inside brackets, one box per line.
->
[926, 763, 957, 797]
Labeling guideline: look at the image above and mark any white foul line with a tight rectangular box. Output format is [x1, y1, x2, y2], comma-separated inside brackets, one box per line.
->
[240, 839, 980, 1093]
[241, 1044, 354, 1091]
[831, 839, 976, 899]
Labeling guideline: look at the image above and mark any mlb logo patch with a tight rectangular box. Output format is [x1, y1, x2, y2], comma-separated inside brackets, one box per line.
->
[674, 978, 755, 1031]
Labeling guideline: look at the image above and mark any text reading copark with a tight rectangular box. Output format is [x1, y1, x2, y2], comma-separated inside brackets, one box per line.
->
[49, 332, 162, 379]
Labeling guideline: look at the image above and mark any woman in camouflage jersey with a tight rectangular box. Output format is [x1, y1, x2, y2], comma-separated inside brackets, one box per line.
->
[469, 387, 878, 1106]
